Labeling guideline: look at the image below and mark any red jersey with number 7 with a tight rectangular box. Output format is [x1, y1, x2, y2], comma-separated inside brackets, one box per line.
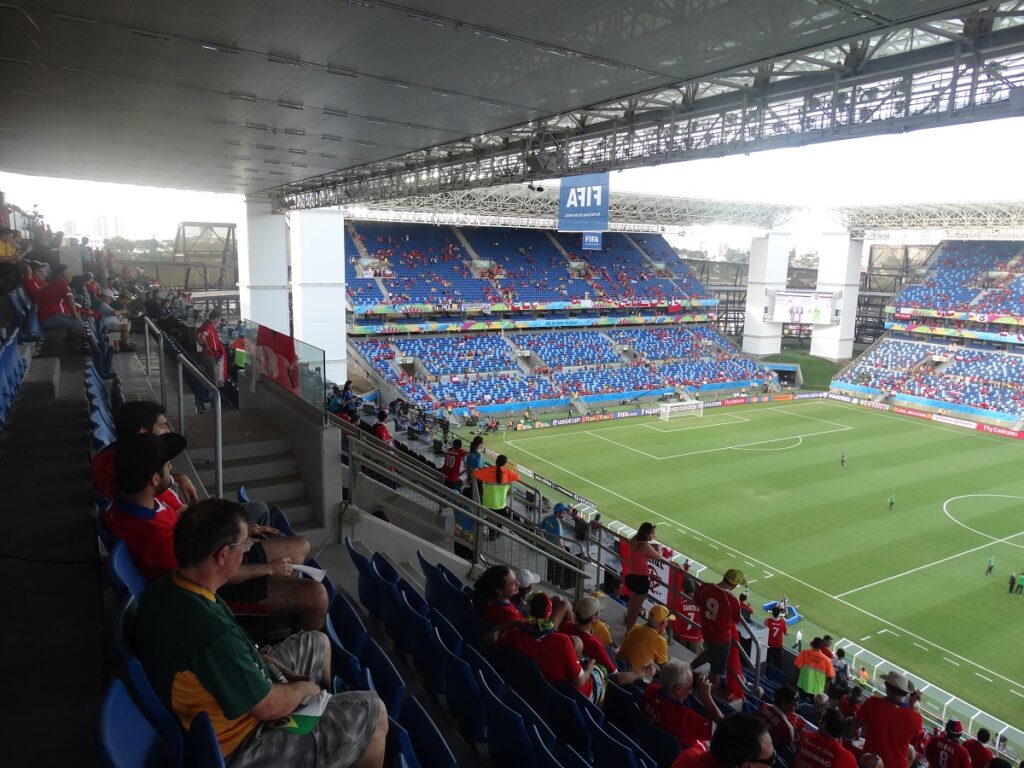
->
[675, 595, 703, 642]
[765, 616, 789, 648]
[695, 583, 740, 644]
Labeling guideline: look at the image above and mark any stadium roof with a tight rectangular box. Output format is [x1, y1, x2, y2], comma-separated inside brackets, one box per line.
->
[838, 201, 1024, 235]
[341, 185, 794, 232]
[1, 2, 1022, 208]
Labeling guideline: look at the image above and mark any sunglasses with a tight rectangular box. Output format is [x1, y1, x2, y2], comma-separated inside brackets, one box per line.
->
[227, 537, 254, 553]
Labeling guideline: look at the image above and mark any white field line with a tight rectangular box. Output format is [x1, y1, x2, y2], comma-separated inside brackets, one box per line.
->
[659, 426, 851, 459]
[944, 658, 960, 666]
[644, 413, 751, 432]
[823, 401, 1024, 449]
[730, 436, 803, 451]
[1011, 690, 1024, 698]
[976, 673, 993, 683]
[836, 526, 1024, 598]
[766, 406, 852, 430]
[585, 430, 661, 459]
[502, 439, 1024, 692]
[913, 642, 929, 651]
[943, 494, 1024, 553]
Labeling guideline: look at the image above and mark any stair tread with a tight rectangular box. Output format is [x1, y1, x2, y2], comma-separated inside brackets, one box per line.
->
[223, 474, 306, 490]
[193, 452, 297, 469]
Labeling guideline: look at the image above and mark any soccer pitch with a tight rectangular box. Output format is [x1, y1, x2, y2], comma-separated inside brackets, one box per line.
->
[496, 399, 1024, 729]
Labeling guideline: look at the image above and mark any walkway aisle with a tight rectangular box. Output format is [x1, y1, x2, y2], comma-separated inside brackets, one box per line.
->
[0, 353, 104, 766]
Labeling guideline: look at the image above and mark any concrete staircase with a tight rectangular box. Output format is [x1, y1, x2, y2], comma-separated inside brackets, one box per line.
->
[186, 410, 314, 527]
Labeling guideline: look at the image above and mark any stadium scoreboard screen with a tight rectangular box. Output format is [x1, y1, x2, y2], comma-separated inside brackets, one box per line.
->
[770, 291, 839, 325]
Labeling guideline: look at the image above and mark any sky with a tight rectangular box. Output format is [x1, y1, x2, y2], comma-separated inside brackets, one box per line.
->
[1, 116, 1022, 249]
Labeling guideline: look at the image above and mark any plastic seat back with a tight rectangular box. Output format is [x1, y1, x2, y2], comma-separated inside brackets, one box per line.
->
[182, 711, 225, 768]
[544, 681, 591, 761]
[402, 596, 445, 697]
[372, 562, 410, 657]
[324, 612, 363, 688]
[460, 643, 504, 697]
[528, 723, 566, 768]
[604, 680, 642, 739]
[637, 717, 682, 768]
[386, 716, 421, 768]
[501, 686, 556, 750]
[398, 696, 457, 768]
[437, 640, 485, 743]
[344, 537, 382, 621]
[477, 670, 536, 768]
[584, 708, 639, 768]
[360, 637, 406, 718]
[127, 659, 184, 768]
[426, 607, 463, 656]
[98, 678, 171, 768]
[328, 592, 367, 657]
[416, 551, 448, 615]
[109, 540, 149, 604]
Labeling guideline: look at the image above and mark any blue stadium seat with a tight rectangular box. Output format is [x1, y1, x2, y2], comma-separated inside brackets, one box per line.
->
[182, 711, 225, 768]
[437, 638, 486, 743]
[545, 681, 593, 761]
[637, 716, 682, 768]
[403, 597, 446, 697]
[478, 669, 537, 768]
[344, 537, 382, 622]
[324, 614, 363, 689]
[398, 696, 457, 768]
[584, 708, 640, 768]
[426, 607, 464, 657]
[126, 659, 184, 768]
[360, 637, 406, 718]
[372, 562, 412, 659]
[460, 643, 504, 697]
[328, 592, 367, 657]
[109, 540, 149, 604]
[98, 678, 171, 768]
[604, 680, 642, 739]
[416, 551, 449, 616]
[305, 557, 336, 603]
[501, 687, 556, 751]
[529, 723, 566, 768]
[386, 716, 421, 768]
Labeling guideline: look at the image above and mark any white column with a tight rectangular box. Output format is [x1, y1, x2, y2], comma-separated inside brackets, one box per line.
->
[237, 200, 290, 333]
[742, 233, 791, 356]
[288, 209, 347, 383]
[810, 234, 862, 362]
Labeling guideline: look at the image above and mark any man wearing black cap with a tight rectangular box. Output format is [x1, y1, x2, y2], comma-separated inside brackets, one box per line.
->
[105, 433, 328, 630]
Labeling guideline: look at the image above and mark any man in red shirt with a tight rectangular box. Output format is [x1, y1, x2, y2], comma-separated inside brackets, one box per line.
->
[692, 568, 745, 690]
[196, 309, 227, 387]
[764, 605, 788, 670]
[106, 433, 328, 630]
[796, 708, 857, 768]
[926, 720, 972, 768]
[856, 670, 924, 768]
[440, 438, 466, 490]
[821, 635, 835, 659]
[671, 713, 773, 768]
[372, 410, 393, 445]
[963, 728, 993, 768]
[757, 684, 805, 750]
[35, 263, 83, 343]
[676, 580, 704, 655]
[644, 660, 723, 748]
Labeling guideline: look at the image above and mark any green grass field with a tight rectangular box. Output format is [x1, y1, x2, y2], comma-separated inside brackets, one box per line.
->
[493, 399, 1024, 731]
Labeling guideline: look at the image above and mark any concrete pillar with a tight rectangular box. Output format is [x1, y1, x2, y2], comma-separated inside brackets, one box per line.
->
[742, 233, 791, 356]
[288, 209, 347, 384]
[810, 234, 863, 362]
[237, 200, 290, 333]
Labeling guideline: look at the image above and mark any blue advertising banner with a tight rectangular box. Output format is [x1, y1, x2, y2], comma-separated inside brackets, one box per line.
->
[582, 232, 603, 250]
[558, 172, 609, 232]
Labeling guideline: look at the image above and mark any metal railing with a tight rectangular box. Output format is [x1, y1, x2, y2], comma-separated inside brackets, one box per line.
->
[176, 354, 223, 499]
[141, 317, 168, 405]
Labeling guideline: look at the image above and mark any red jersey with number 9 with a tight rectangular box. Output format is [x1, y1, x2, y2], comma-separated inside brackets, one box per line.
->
[695, 583, 740, 644]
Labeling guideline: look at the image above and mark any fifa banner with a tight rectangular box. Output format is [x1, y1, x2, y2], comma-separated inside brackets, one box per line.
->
[582, 232, 603, 251]
[616, 537, 691, 642]
[558, 172, 609, 232]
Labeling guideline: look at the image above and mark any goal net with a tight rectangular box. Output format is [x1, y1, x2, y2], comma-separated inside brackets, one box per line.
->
[659, 401, 704, 421]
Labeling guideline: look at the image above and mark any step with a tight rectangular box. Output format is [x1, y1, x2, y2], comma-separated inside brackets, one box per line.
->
[194, 452, 299, 486]
[188, 437, 292, 463]
[223, 474, 307, 505]
[277, 497, 315, 526]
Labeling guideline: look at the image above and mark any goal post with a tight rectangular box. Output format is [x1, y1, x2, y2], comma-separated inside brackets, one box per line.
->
[659, 400, 704, 421]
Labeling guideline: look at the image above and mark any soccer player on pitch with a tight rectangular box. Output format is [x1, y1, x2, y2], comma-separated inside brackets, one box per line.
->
[887, 494, 895, 511]
[840, 451, 846, 468]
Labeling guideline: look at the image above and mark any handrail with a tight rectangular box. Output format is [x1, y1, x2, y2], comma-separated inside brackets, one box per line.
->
[141, 317, 167, 404]
[176, 354, 223, 499]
